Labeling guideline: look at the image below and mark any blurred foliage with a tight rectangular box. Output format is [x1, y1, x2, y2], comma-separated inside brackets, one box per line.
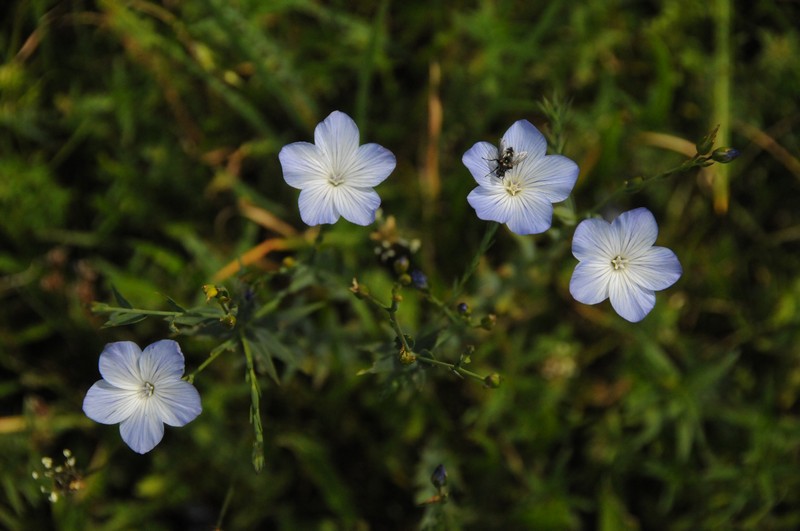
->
[1, 0, 800, 529]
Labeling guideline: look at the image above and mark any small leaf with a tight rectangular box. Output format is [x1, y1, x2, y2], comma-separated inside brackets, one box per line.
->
[111, 285, 133, 308]
[102, 312, 148, 328]
[165, 296, 187, 313]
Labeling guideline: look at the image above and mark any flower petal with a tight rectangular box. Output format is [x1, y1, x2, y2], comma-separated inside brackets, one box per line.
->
[467, 185, 513, 224]
[83, 380, 140, 425]
[608, 274, 656, 322]
[462, 141, 501, 184]
[119, 401, 165, 454]
[345, 143, 396, 187]
[572, 218, 616, 261]
[139, 340, 185, 383]
[298, 184, 339, 226]
[501, 120, 547, 160]
[613, 207, 658, 257]
[630, 246, 682, 291]
[314, 111, 360, 175]
[99, 342, 143, 390]
[570, 260, 613, 305]
[333, 186, 381, 226]
[279, 141, 329, 189]
[505, 195, 554, 235]
[523, 154, 579, 203]
[152, 380, 202, 427]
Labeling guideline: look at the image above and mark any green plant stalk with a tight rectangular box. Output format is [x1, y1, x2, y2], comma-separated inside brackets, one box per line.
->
[585, 155, 714, 216]
[449, 221, 499, 304]
[185, 340, 235, 383]
[90, 305, 183, 317]
[358, 287, 487, 385]
[241, 332, 265, 473]
[712, 0, 732, 214]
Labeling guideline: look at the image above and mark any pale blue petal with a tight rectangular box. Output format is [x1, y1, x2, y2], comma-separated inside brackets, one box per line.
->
[467, 186, 513, 224]
[279, 142, 329, 189]
[631, 246, 682, 291]
[140, 340, 185, 383]
[523, 154, 579, 202]
[613, 208, 658, 257]
[119, 401, 164, 454]
[572, 218, 616, 261]
[298, 184, 339, 226]
[333, 186, 381, 226]
[501, 120, 547, 160]
[314, 111, 360, 174]
[99, 342, 142, 390]
[608, 274, 656, 322]
[83, 380, 140, 425]
[506, 195, 554, 235]
[152, 380, 202, 427]
[570, 261, 613, 304]
[462, 141, 501, 184]
[346, 143, 396, 187]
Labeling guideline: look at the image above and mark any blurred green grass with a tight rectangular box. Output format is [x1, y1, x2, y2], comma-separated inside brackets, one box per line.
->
[2, 0, 800, 529]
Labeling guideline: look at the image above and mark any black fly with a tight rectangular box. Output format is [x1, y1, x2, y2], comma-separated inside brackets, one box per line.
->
[484, 140, 528, 179]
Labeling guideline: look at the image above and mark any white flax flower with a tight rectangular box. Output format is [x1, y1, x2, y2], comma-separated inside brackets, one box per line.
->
[462, 119, 579, 235]
[83, 340, 202, 454]
[279, 110, 396, 226]
[569, 207, 682, 322]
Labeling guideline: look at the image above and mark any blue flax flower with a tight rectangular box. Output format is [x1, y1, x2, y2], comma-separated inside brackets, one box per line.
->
[279, 111, 396, 226]
[462, 120, 579, 235]
[83, 340, 202, 454]
[569, 207, 682, 322]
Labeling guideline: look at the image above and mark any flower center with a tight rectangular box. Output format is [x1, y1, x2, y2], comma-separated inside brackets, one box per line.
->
[142, 381, 155, 398]
[327, 174, 345, 187]
[611, 255, 629, 270]
[504, 179, 523, 196]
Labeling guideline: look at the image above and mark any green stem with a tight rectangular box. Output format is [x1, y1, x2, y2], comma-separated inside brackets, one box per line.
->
[415, 355, 486, 383]
[449, 221, 499, 304]
[585, 156, 710, 216]
[185, 340, 234, 383]
[91, 305, 182, 317]
[241, 331, 265, 473]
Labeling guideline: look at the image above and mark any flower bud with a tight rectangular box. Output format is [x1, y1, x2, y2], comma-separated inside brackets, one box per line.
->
[430, 464, 447, 489]
[457, 302, 470, 315]
[711, 147, 740, 164]
[480, 313, 496, 330]
[202, 284, 219, 301]
[696, 124, 719, 155]
[411, 269, 428, 290]
[484, 373, 501, 388]
[399, 347, 416, 365]
[624, 176, 644, 192]
[393, 256, 410, 275]
[220, 314, 237, 328]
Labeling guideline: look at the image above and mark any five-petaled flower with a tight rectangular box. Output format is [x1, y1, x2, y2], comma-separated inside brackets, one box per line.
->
[279, 110, 396, 227]
[83, 340, 202, 454]
[569, 207, 682, 323]
[462, 120, 579, 235]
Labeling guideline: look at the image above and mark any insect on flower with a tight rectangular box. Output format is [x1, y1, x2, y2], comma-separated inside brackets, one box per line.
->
[484, 139, 528, 179]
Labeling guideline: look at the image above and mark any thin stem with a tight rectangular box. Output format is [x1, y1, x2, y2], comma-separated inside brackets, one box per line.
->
[449, 221, 499, 304]
[241, 332, 264, 473]
[415, 355, 486, 384]
[185, 340, 234, 383]
[91, 305, 182, 317]
[585, 156, 711, 216]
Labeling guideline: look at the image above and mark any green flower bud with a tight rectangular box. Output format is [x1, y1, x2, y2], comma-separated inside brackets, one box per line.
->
[484, 373, 501, 388]
[711, 147, 740, 164]
[696, 124, 719, 155]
